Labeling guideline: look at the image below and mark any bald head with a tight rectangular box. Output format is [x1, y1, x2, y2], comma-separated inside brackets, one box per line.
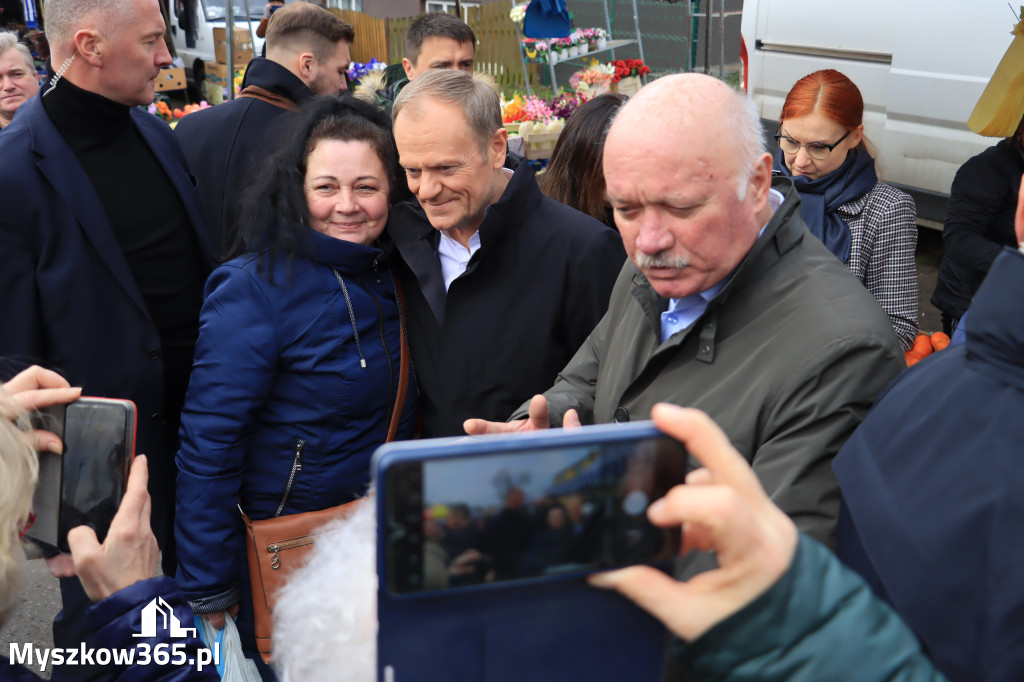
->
[44, 0, 136, 62]
[608, 73, 766, 197]
[604, 74, 774, 300]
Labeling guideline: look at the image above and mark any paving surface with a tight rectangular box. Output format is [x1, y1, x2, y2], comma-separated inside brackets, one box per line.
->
[1, 550, 58, 678]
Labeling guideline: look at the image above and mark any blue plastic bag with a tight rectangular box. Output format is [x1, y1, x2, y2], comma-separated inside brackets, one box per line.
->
[195, 615, 262, 682]
[522, 0, 571, 38]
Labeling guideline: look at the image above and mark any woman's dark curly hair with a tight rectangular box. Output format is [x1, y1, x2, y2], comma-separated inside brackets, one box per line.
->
[230, 94, 410, 271]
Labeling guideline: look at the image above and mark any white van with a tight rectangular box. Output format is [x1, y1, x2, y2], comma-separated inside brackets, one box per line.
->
[740, 1, 1017, 227]
[168, 0, 268, 93]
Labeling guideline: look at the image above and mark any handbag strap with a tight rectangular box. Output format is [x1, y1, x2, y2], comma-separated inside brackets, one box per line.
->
[387, 276, 410, 443]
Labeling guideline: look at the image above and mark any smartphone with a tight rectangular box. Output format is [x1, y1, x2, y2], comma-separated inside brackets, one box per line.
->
[29, 398, 137, 552]
[374, 422, 689, 596]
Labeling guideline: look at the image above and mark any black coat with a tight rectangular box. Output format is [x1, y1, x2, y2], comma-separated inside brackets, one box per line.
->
[0, 96, 215, 562]
[932, 137, 1024, 318]
[388, 161, 626, 437]
[175, 58, 314, 256]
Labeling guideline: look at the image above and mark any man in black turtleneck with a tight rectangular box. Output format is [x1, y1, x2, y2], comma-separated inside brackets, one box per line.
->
[0, 0, 214, 679]
[175, 2, 353, 256]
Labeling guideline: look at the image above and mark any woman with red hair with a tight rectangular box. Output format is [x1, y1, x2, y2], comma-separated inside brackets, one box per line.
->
[774, 69, 918, 350]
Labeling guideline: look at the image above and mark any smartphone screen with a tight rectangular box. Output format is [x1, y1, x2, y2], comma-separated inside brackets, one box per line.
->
[56, 399, 136, 552]
[384, 433, 688, 594]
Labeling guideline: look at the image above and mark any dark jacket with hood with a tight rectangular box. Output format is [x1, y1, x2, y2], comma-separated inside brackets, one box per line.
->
[836, 246, 1024, 682]
[174, 58, 315, 256]
[175, 229, 417, 629]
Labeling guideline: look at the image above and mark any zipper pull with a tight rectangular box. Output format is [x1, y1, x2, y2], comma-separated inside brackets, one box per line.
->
[268, 544, 281, 570]
[373, 258, 381, 285]
[295, 439, 304, 470]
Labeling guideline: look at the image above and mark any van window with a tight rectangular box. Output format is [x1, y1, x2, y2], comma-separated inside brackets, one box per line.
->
[202, 0, 264, 21]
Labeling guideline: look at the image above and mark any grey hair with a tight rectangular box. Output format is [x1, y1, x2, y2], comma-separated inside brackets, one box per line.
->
[44, 0, 136, 59]
[731, 92, 767, 200]
[273, 498, 377, 682]
[0, 32, 34, 73]
[393, 69, 501, 153]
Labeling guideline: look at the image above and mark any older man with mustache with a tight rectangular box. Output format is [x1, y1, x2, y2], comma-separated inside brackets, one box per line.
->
[467, 73, 904, 560]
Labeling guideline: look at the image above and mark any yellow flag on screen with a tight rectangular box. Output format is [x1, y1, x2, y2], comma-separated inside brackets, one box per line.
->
[967, 7, 1024, 137]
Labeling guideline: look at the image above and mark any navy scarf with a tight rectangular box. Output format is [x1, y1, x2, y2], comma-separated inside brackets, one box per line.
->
[774, 145, 877, 263]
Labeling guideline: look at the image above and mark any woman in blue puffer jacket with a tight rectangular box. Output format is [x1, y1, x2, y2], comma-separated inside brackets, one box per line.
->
[173, 96, 417, 675]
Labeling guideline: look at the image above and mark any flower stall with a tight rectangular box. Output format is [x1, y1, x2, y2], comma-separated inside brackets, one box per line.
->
[510, 0, 648, 94]
[501, 93, 567, 160]
[609, 58, 651, 97]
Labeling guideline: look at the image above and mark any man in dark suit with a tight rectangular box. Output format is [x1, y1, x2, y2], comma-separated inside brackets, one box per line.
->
[0, 0, 214, 678]
[175, 2, 353, 256]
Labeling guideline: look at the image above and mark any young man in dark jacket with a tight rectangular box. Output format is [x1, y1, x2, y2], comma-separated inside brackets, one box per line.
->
[355, 12, 475, 117]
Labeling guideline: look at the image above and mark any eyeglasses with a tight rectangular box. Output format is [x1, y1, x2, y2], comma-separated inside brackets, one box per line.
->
[774, 129, 851, 160]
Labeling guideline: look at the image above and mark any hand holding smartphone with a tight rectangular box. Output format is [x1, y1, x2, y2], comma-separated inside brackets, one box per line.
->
[376, 422, 689, 595]
[29, 398, 137, 552]
[373, 422, 691, 681]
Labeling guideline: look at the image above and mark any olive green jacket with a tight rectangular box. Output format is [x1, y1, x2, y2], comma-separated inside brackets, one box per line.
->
[514, 178, 904, 547]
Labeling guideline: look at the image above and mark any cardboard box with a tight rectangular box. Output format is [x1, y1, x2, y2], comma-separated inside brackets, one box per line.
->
[154, 66, 186, 92]
[215, 43, 253, 67]
[204, 60, 247, 89]
[213, 26, 253, 48]
[213, 27, 254, 65]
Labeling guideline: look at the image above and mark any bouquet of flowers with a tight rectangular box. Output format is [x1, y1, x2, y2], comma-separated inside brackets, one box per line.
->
[501, 93, 557, 124]
[578, 27, 597, 50]
[610, 58, 650, 83]
[521, 94, 554, 122]
[148, 99, 174, 123]
[548, 91, 584, 119]
[501, 93, 527, 123]
[569, 61, 614, 97]
[346, 58, 387, 86]
[509, 3, 527, 23]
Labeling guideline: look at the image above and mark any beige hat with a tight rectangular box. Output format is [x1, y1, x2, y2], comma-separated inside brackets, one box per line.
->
[967, 7, 1024, 137]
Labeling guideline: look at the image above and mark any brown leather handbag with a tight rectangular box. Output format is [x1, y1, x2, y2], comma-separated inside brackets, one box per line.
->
[241, 277, 410, 664]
